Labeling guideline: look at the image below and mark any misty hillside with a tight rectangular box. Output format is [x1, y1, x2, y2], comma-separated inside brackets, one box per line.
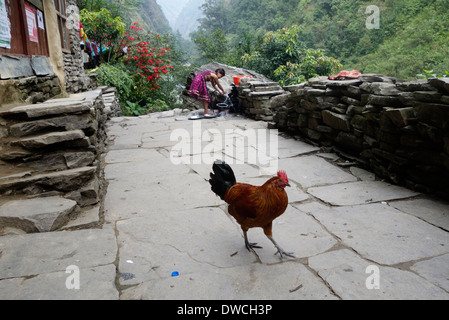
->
[126, 0, 171, 34]
[155, 0, 190, 27]
[156, 0, 205, 38]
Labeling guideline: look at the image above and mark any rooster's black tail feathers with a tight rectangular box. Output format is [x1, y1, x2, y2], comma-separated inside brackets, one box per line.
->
[209, 160, 236, 200]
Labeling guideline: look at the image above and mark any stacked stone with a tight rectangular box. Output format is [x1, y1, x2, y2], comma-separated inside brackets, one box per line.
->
[273, 75, 449, 198]
[238, 80, 287, 121]
[62, 0, 97, 94]
[101, 87, 122, 118]
[0, 88, 117, 206]
[63, 49, 97, 94]
[0, 75, 62, 105]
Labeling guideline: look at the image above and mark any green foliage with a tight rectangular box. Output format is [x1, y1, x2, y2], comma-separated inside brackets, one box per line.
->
[118, 23, 174, 92]
[191, 29, 230, 63]
[416, 69, 449, 79]
[76, 0, 140, 18]
[274, 50, 342, 86]
[196, 0, 449, 80]
[123, 100, 147, 116]
[80, 8, 126, 62]
[242, 26, 342, 84]
[94, 19, 190, 116]
[95, 63, 134, 102]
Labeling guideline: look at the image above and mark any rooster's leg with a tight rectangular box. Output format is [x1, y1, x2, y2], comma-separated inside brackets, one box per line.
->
[243, 231, 262, 251]
[266, 235, 295, 259]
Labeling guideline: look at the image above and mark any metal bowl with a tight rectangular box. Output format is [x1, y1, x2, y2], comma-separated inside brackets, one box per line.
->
[216, 103, 230, 109]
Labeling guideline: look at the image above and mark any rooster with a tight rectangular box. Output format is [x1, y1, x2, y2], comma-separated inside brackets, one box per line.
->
[209, 160, 294, 258]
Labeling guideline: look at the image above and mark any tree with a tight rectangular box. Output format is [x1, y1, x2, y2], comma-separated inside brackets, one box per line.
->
[191, 28, 230, 63]
[80, 8, 126, 62]
[76, 0, 140, 18]
[197, 0, 230, 33]
[242, 25, 342, 84]
[118, 23, 174, 92]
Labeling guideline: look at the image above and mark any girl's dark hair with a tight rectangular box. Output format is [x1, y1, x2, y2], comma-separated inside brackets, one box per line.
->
[215, 68, 226, 76]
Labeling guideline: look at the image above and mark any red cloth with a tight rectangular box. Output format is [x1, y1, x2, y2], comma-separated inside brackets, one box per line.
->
[329, 70, 362, 80]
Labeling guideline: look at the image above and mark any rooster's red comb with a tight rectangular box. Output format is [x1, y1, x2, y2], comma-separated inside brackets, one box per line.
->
[277, 170, 288, 183]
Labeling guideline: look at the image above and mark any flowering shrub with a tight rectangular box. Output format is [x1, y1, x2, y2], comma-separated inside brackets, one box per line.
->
[118, 23, 174, 93]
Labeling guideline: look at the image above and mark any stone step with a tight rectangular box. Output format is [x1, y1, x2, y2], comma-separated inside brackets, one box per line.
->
[251, 86, 283, 92]
[0, 166, 96, 196]
[9, 129, 86, 149]
[0, 196, 77, 234]
[0, 99, 91, 119]
[8, 113, 95, 138]
[0, 145, 33, 161]
[248, 90, 286, 97]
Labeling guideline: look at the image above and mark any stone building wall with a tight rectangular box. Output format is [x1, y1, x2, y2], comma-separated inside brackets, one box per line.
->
[271, 75, 449, 199]
[63, 0, 97, 94]
[0, 74, 61, 105]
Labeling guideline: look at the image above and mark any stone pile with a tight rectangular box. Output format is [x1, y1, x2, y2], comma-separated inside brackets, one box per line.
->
[0, 75, 62, 105]
[238, 80, 288, 121]
[63, 53, 97, 94]
[273, 75, 449, 198]
[63, 0, 98, 94]
[0, 87, 120, 235]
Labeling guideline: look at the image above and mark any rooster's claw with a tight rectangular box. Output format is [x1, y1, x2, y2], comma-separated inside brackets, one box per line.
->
[245, 242, 262, 251]
[268, 235, 295, 259]
[274, 249, 295, 259]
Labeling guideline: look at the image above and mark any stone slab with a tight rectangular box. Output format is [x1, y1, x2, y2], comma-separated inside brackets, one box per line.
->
[309, 249, 449, 299]
[9, 114, 94, 138]
[307, 181, 419, 206]
[277, 137, 320, 158]
[12, 130, 86, 149]
[349, 167, 376, 181]
[0, 166, 96, 193]
[0, 101, 91, 118]
[410, 253, 449, 292]
[0, 226, 117, 279]
[121, 261, 338, 300]
[0, 196, 77, 233]
[279, 155, 357, 188]
[0, 265, 118, 300]
[63, 206, 100, 230]
[104, 159, 219, 222]
[0, 55, 33, 79]
[30, 56, 55, 77]
[298, 202, 449, 265]
[390, 198, 449, 231]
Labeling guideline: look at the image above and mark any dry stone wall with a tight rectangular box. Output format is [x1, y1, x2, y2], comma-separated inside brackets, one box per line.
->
[0, 75, 62, 105]
[272, 75, 449, 199]
[0, 87, 120, 206]
[63, 0, 97, 94]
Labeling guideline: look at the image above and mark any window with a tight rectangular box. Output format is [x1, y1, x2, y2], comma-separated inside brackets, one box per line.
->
[54, 0, 70, 52]
[0, 0, 49, 56]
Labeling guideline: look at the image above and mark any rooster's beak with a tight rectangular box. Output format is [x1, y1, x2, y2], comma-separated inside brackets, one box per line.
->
[286, 182, 291, 187]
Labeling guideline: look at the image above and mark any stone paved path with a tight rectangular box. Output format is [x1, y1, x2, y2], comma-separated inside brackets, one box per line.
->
[1, 111, 448, 299]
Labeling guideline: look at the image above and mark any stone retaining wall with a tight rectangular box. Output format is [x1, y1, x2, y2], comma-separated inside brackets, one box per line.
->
[0, 87, 121, 206]
[271, 75, 449, 199]
[0, 75, 62, 105]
